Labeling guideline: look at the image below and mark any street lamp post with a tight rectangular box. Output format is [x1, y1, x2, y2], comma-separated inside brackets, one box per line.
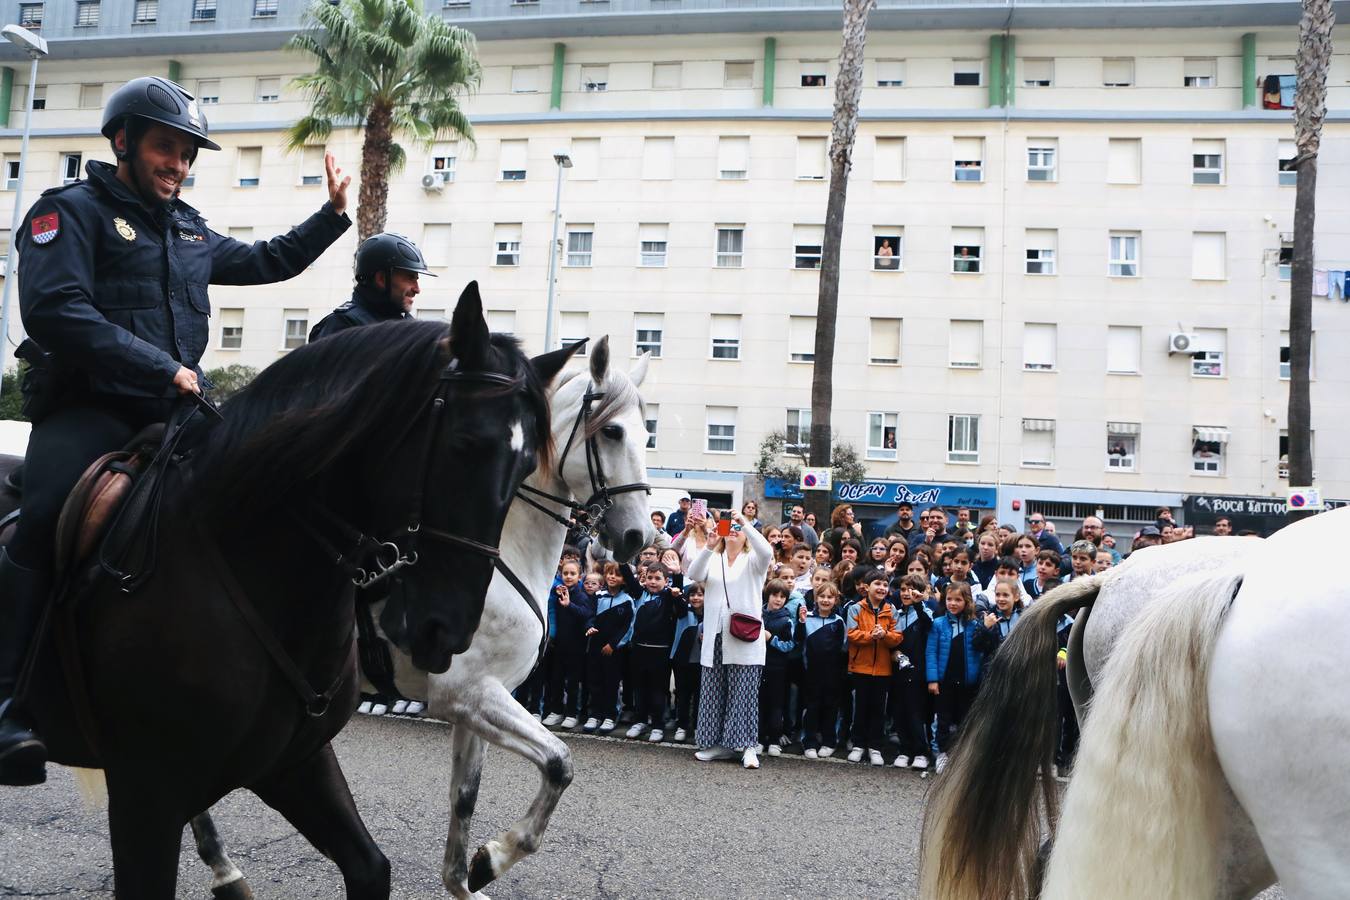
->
[0, 24, 49, 400]
[543, 152, 572, 352]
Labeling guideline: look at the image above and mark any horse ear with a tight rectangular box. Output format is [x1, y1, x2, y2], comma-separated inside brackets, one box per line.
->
[629, 351, 650, 388]
[588, 335, 611, 384]
[449, 281, 489, 368]
[531, 341, 583, 390]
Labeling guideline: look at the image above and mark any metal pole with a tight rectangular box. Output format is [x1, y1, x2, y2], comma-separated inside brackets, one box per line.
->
[0, 53, 39, 399]
[543, 161, 564, 352]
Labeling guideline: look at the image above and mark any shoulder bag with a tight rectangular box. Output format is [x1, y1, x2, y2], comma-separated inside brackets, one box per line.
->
[721, 554, 762, 642]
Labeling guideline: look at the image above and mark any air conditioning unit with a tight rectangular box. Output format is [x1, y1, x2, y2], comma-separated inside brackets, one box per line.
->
[420, 173, 444, 193]
[1168, 332, 1198, 354]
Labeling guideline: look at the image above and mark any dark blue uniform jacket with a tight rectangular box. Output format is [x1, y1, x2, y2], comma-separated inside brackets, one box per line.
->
[17, 159, 350, 399]
[308, 282, 407, 342]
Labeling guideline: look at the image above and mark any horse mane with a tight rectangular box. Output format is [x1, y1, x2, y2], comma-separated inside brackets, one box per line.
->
[556, 366, 643, 441]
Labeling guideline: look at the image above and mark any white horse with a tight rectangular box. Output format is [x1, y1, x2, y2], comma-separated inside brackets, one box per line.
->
[921, 508, 1350, 900]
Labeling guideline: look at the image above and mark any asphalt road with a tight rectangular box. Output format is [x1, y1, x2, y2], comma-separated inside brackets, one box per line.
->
[0, 715, 1285, 899]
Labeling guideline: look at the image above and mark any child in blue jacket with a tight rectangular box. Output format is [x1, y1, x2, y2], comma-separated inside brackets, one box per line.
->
[926, 582, 985, 773]
[543, 559, 595, 728]
[583, 561, 635, 733]
[798, 581, 846, 759]
[670, 582, 704, 743]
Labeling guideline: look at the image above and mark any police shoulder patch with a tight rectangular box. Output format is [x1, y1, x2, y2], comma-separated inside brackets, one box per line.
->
[30, 212, 59, 245]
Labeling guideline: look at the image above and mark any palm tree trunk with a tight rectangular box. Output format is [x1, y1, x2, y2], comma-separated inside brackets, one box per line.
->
[357, 102, 395, 242]
[1287, 0, 1334, 520]
[806, 0, 875, 523]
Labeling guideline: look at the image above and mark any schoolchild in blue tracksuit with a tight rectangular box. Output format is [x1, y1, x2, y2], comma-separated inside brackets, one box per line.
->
[583, 561, 635, 732]
[1055, 610, 1079, 773]
[623, 562, 687, 741]
[798, 581, 847, 758]
[889, 574, 934, 768]
[516, 547, 580, 717]
[670, 583, 705, 742]
[971, 576, 1023, 662]
[926, 582, 986, 766]
[759, 579, 798, 753]
[543, 560, 595, 725]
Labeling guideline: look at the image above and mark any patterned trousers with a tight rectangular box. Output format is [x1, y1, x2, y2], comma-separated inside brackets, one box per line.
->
[695, 635, 762, 751]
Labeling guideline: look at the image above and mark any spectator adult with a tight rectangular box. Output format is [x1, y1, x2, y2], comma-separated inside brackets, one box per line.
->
[1213, 516, 1233, 536]
[780, 503, 820, 549]
[650, 510, 667, 534]
[741, 499, 764, 531]
[1025, 513, 1064, 554]
[1131, 525, 1163, 552]
[908, 506, 952, 551]
[1078, 515, 1106, 547]
[666, 494, 691, 537]
[823, 504, 864, 558]
[884, 501, 919, 544]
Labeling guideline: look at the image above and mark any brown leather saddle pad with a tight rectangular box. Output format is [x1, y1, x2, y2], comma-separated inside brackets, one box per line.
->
[53, 424, 164, 582]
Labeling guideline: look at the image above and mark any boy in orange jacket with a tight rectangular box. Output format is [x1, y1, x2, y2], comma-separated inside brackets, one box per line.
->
[845, 568, 904, 765]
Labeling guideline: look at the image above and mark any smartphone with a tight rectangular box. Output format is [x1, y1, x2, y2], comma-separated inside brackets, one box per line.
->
[717, 509, 732, 537]
[690, 498, 708, 520]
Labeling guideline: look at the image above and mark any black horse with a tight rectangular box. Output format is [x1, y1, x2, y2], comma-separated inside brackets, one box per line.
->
[2, 282, 577, 899]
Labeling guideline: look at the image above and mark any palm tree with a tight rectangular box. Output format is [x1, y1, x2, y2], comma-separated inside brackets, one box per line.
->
[1287, 0, 1334, 518]
[286, 0, 481, 241]
[806, 0, 876, 523]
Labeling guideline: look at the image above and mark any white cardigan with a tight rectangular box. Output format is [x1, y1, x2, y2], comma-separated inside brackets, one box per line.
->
[687, 525, 773, 667]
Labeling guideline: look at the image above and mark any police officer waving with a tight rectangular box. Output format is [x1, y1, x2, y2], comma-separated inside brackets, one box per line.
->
[0, 76, 353, 786]
[309, 232, 433, 341]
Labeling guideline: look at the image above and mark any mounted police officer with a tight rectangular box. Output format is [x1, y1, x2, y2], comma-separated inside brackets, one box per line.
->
[309, 231, 433, 341]
[0, 76, 353, 785]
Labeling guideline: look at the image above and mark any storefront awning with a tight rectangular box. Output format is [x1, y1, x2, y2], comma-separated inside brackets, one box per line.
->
[1107, 421, 1141, 435]
[1021, 418, 1056, 432]
[1193, 426, 1231, 444]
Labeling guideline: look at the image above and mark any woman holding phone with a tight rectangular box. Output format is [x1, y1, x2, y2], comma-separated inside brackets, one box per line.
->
[687, 509, 774, 769]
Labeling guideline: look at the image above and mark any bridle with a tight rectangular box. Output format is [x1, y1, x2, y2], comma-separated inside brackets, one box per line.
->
[515, 381, 652, 544]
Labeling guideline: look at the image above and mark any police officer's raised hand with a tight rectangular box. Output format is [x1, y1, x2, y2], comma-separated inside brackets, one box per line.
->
[172, 366, 200, 396]
[325, 153, 351, 216]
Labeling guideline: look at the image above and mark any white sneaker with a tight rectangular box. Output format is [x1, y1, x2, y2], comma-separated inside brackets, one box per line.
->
[779, 733, 795, 747]
[767, 744, 782, 757]
[742, 748, 760, 769]
[648, 729, 664, 743]
[818, 746, 835, 759]
[753, 743, 765, 754]
[911, 755, 929, 770]
[532, 712, 542, 721]
[869, 749, 885, 767]
[936, 753, 950, 774]
[405, 701, 425, 716]
[695, 746, 737, 762]
[672, 727, 687, 742]
[893, 755, 911, 768]
[804, 748, 819, 759]
[582, 717, 599, 732]
[847, 747, 865, 763]
[625, 723, 646, 739]
[599, 718, 616, 733]
[357, 700, 372, 715]
[542, 713, 564, 727]
[370, 702, 389, 716]
[561, 716, 579, 729]
[391, 699, 409, 715]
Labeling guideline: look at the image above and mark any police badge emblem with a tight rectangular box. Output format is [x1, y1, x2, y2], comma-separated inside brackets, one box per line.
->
[30, 212, 59, 245]
[114, 217, 136, 242]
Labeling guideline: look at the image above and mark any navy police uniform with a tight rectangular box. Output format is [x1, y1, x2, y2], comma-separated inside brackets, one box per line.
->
[308, 282, 406, 341]
[309, 232, 432, 342]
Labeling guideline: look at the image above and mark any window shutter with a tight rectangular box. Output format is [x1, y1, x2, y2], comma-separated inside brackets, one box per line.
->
[953, 137, 983, 164]
[1022, 323, 1057, 369]
[642, 137, 675, 179]
[569, 138, 599, 180]
[796, 137, 827, 179]
[869, 318, 901, 364]
[788, 316, 816, 362]
[1107, 138, 1141, 184]
[949, 320, 983, 367]
[1191, 232, 1226, 280]
[499, 140, 527, 175]
[717, 136, 749, 178]
[1106, 326, 1141, 374]
[421, 223, 451, 267]
[874, 137, 905, 181]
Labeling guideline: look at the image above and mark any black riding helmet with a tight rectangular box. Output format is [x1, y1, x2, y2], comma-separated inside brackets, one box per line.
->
[101, 76, 221, 160]
[354, 232, 436, 283]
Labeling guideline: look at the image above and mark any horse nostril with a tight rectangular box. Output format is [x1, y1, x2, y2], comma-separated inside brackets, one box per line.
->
[622, 528, 643, 559]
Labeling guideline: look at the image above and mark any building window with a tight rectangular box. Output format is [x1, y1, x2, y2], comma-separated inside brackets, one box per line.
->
[953, 137, 983, 182]
[949, 319, 983, 369]
[1183, 58, 1216, 87]
[1109, 231, 1140, 277]
[510, 66, 539, 94]
[652, 62, 682, 90]
[558, 311, 588, 354]
[197, 79, 220, 104]
[1027, 140, 1057, 181]
[1263, 58, 1296, 109]
[499, 139, 527, 181]
[61, 153, 82, 185]
[793, 224, 823, 269]
[219, 308, 244, 350]
[1102, 57, 1134, 87]
[952, 227, 983, 273]
[706, 407, 737, 454]
[256, 77, 280, 103]
[485, 310, 515, 335]
[641, 136, 674, 180]
[796, 137, 827, 180]
[1192, 139, 1224, 185]
[253, 0, 278, 16]
[1106, 424, 1139, 471]
[1190, 328, 1226, 378]
[1022, 323, 1057, 371]
[282, 311, 308, 351]
[785, 408, 811, 454]
[1278, 240, 1293, 280]
[431, 144, 457, 183]
[568, 137, 598, 180]
[638, 223, 668, 267]
[565, 226, 593, 267]
[1022, 58, 1053, 87]
[192, 0, 216, 20]
[75, 0, 101, 25]
[1025, 228, 1057, 275]
[868, 317, 901, 365]
[1191, 427, 1228, 475]
[420, 223, 451, 267]
[3, 158, 18, 191]
[724, 60, 754, 88]
[953, 59, 982, 86]
[876, 59, 904, 87]
[1277, 139, 1297, 186]
[634, 312, 663, 358]
[800, 61, 828, 87]
[493, 223, 522, 266]
[788, 316, 816, 363]
[30, 85, 45, 110]
[1106, 325, 1142, 374]
[873, 230, 901, 271]
[1021, 419, 1055, 468]
[709, 314, 741, 360]
[415, 308, 446, 321]
[580, 64, 609, 92]
[1191, 231, 1226, 280]
[644, 403, 659, 450]
[715, 226, 744, 268]
[299, 146, 325, 185]
[948, 414, 980, 464]
[717, 135, 749, 180]
[236, 147, 261, 187]
[874, 137, 905, 181]
[19, 3, 43, 27]
[79, 83, 103, 109]
[867, 412, 899, 460]
[133, 0, 157, 23]
[1107, 137, 1142, 184]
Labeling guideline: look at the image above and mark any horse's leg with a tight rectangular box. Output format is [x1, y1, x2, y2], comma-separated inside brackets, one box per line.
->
[457, 680, 573, 894]
[106, 776, 188, 900]
[249, 743, 390, 900]
[440, 723, 489, 899]
[190, 811, 254, 900]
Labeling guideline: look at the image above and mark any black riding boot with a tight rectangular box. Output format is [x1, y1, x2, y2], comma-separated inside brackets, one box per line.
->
[0, 547, 49, 786]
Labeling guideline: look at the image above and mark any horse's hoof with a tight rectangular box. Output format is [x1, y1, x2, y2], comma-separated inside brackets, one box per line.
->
[467, 847, 497, 893]
[212, 878, 254, 900]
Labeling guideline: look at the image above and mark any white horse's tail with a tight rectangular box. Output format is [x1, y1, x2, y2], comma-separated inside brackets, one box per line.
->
[71, 767, 108, 810]
[1043, 569, 1243, 900]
